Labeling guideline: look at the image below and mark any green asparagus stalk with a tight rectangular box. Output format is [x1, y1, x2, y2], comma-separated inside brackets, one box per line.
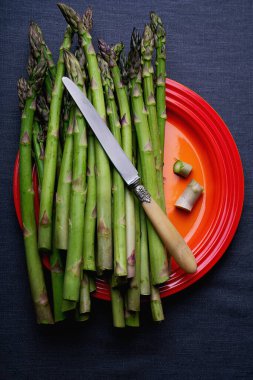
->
[128, 29, 169, 286]
[79, 272, 91, 314]
[32, 120, 44, 190]
[83, 131, 97, 271]
[110, 280, 125, 328]
[150, 12, 167, 159]
[33, 96, 48, 188]
[34, 97, 66, 322]
[126, 195, 141, 311]
[89, 274, 96, 293]
[125, 297, 140, 327]
[75, 46, 87, 83]
[87, 83, 92, 102]
[75, 312, 89, 322]
[50, 215, 66, 322]
[141, 24, 165, 210]
[61, 92, 72, 145]
[111, 274, 128, 289]
[58, 3, 112, 273]
[82, 81, 97, 272]
[55, 106, 75, 250]
[118, 52, 129, 87]
[62, 299, 76, 312]
[150, 285, 164, 322]
[36, 95, 49, 126]
[18, 61, 53, 324]
[56, 140, 63, 179]
[98, 39, 136, 279]
[138, 162, 150, 296]
[98, 55, 127, 277]
[63, 50, 87, 301]
[140, 206, 150, 295]
[38, 26, 72, 252]
[29, 22, 54, 103]
[29, 22, 56, 80]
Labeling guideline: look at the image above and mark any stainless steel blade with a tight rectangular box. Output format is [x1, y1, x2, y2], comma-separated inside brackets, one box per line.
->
[62, 77, 139, 186]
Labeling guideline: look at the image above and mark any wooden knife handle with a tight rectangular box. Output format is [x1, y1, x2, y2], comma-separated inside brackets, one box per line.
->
[132, 182, 197, 274]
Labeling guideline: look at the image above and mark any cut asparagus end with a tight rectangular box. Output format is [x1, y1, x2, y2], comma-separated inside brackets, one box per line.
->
[111, 280, 125, 328]
[79, 272, 91, 314]
[125, 310, 140, 327]
[151, 285, 164, 322]
[75, 311, 90, 322]
[173, 159, 192, 178]
[62, 299, 77, 312]
[89, 275, 96, 293]
[175, 179, 204, 212]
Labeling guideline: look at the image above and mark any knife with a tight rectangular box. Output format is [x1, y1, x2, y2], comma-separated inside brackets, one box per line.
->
[62, 77, 197, 274]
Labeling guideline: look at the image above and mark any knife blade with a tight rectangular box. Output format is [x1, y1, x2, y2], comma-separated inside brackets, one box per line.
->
[62, 77, 139, 187]
[62, 76, 197, 274]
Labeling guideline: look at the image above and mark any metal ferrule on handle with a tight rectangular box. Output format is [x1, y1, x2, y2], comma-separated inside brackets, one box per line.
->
[130, 179, 151, 203]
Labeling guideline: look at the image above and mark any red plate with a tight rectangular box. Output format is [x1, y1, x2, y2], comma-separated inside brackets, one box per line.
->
[13, 79, 244, 300]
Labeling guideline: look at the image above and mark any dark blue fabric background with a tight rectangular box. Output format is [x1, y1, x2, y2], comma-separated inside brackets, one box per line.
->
[0, 1, 252, 379]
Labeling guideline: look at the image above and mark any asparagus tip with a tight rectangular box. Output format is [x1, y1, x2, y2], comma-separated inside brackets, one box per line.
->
[83, 6, 93, 31]
[17, 77, 29, 110]
[57, 3, 80, 33]
[141, 24, 154, 60]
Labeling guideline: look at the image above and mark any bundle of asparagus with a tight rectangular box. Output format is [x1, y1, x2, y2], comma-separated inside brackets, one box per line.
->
[17, 3, 170, 327]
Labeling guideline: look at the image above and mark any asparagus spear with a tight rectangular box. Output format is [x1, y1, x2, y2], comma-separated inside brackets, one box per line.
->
[38, 26, 72, 252]
[82, 82, 97, 272]
[126, 195, 141, 311]
[150, 12, 167, 159]
[36, 95, 49, 126]
[125, 300, 140, 327]
[118, 52, 129, 87]
[32, 120, 44, 190]
[29, 22, 56, 80]
[79, 272, 91, 314]
[82, 132, 96, 271]
[141, 24, 165, 210]
[35, 93, 66, 322]
[61, 92, 72, 145]
[50, 214, 66, 322]
[89, 275, 96, 293]
[63, 50, 87, 301]
[150, 285, 164, 322]
[54, 105, 75, 250]
[140, 194, 151, 296]
[128, 29, 169, 286]
[82, 6, 93, 32]
[62, 299, 76, 313]
[29, 22, 54, 103]
[17, 60, 53, 324]
[111, 281, 125, 328]
[58, 3, 112, 273]
[98, 55, 127, 277]
[32, 95, 48, 191]
[98, 39, 136, 279]
[75, 46, 87, 83]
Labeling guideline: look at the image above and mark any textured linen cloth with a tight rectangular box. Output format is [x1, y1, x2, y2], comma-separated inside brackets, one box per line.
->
[0, 1, 252, 379]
